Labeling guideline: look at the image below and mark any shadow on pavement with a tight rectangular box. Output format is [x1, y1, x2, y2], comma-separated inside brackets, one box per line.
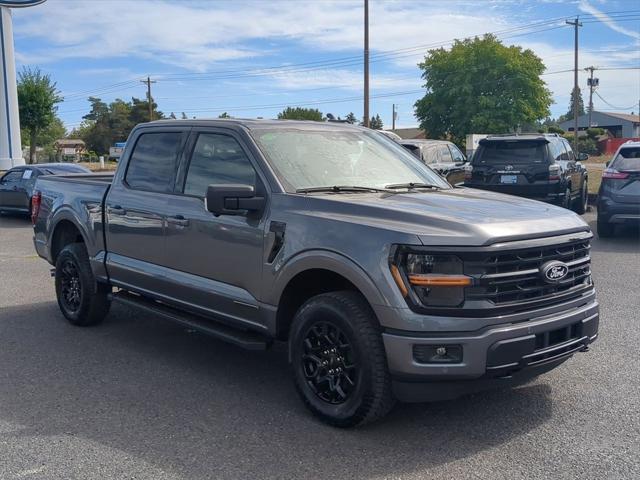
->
[0, 300, 554, 479]
[0, 213, 31, 229]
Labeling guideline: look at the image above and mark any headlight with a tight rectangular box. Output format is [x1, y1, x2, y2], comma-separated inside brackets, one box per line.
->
[391, 252, 471, 307]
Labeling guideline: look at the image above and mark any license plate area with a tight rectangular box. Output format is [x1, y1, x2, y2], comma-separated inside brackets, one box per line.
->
[500, 175, 518, 184]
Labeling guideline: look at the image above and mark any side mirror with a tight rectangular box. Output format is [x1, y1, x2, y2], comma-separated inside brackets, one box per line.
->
[577, 152, 589, 161]
[205, 184, 265, 216]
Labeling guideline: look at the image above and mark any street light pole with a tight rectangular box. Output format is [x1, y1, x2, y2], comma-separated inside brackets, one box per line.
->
[363, 0, 369, 128]
[566, 17, 582, 152]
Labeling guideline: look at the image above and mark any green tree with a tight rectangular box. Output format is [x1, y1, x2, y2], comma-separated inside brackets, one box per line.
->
[277, 107, 324, 121]
[345, 112, 358, 124]
[369, 114, 383, 130]
[564, 87, 585, 121]
[218, 112, 231, 118]
[17, 67, 63, 163]
[414, 35, 552, 146]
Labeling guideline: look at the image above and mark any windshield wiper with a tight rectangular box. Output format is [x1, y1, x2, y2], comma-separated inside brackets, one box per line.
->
[296, 185, 392, 194]
[384, 182, 441, 190]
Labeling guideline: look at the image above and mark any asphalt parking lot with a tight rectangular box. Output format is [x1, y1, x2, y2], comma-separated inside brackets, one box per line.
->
[0, 211, 638, 480]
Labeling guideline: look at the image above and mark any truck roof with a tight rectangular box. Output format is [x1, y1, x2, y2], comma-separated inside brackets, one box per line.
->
[143, 118, 365, 131]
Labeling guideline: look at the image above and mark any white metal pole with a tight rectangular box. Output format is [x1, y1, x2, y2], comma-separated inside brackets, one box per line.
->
[0, 6, 24, 169]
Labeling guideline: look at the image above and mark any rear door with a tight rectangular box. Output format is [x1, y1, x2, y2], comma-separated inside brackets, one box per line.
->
[608, 146, 640, 204]
[105, 128, 188, 293]
[161, 128, 268, 328]
[471, 139, 550, 196]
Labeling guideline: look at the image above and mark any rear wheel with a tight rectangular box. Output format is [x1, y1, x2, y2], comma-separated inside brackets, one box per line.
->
[290, 291, 394, 427]
[55, 243, 111, 326]
[573, 180, 588, 214]
[597, 218, 615, 238]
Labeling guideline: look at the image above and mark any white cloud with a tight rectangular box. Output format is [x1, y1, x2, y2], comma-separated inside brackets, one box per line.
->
[579, 1, 640, 40]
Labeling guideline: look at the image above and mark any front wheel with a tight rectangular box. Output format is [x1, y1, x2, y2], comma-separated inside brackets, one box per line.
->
[55, 243, 111, 326]
[289, 291, 395, 427]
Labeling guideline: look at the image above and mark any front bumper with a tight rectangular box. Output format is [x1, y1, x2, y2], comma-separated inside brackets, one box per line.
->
[382, 298, 599, 402]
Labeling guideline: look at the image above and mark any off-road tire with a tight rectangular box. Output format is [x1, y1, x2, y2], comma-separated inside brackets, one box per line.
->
[562, 186, 572, 210]
[290, 291, 395, 428]
[55, 243, 110, 326]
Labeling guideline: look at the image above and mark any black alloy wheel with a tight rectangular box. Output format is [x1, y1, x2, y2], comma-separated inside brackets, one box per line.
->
[59, 259, 82, 313]
[302, 321, 358, 405]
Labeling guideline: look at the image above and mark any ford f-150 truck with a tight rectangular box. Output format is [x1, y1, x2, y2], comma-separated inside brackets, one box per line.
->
[32, 119, 599, 427]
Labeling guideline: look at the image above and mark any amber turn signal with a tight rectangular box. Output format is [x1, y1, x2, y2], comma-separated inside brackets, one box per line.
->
[408, 274, 472, 287]
[390, 264, 409, 297]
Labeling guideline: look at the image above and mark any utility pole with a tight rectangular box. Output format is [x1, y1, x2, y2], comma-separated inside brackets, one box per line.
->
[363, 0, 370, 128]
[392, 104, 396, 131]
[566, 17, 582, 152]
[585, 66, 598, 128]
[141, 76, 157, 122]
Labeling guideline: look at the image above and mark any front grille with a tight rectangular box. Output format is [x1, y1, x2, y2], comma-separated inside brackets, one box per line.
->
[465, 237, 592, 308]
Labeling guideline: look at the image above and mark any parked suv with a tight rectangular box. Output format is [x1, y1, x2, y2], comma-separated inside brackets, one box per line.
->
[597, 140, 640, 237]
[464, 134, 589, 213]
[32, 120, 599, 427]
[400, 139, 467, 185]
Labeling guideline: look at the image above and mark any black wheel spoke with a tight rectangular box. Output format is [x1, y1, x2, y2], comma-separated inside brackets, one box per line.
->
[300, 320, 358, 405]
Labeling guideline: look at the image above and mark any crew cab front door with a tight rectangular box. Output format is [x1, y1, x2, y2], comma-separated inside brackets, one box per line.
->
[162, 128, 268, 330]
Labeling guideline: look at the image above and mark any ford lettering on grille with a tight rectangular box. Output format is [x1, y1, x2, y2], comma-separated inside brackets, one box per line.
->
[541, 261, 569, 283]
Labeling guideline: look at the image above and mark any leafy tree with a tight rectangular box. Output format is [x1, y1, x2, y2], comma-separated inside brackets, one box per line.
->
[369, 114, 383, 130]
[345, 112, 358, 124]
[218, 112, 231, 118]
[17, 67, 63, 163]
[277, 107, 324, 121]
[564, 87, 585, 121]
[414, 35, 552, 146]
[78, 96, 164, 154]
[169, 112, 177, 119]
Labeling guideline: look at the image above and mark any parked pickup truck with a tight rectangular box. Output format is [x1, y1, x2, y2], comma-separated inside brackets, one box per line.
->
[33, 119, 599, 427]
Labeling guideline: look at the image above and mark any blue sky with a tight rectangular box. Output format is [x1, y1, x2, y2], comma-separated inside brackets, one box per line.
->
[9, 0, 640, 132]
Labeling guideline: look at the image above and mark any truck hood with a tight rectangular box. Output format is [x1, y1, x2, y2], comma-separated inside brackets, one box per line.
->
[297, 187, 590, 246]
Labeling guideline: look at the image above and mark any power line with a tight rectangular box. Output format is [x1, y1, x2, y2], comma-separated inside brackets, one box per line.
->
[594, 91, 638, 111]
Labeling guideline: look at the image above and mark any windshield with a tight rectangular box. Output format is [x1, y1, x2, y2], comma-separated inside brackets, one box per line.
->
[474, 140, 548, 165]
[612, 147, 640, 171]
[251, 127, 449, 192]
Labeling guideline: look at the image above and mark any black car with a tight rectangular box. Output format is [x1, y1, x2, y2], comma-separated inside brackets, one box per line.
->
[0, 163, 91, 216]
[399, 139, 467, 185]
[464, 134, 589, 213]
[597, 141, 640, 237]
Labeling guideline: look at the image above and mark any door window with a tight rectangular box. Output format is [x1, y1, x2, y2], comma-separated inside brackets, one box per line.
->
[448, 144, 465, 163]
[125, 132, 183, 193]
[0, 171, 23, 186]
[438, 145, 453, 164]
[183, 133, 256, 197]
[562, 140, 575, 161]
[548, 140, 566, 162]
[423, 146, 439, 164]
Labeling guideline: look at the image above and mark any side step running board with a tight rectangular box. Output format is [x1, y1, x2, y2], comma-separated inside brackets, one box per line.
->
[110, 291, 272, 351]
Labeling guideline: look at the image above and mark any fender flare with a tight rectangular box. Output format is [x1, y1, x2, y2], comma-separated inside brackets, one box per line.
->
[267, 249, 390, 310]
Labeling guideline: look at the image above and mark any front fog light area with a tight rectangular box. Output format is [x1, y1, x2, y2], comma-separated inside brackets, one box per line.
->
[413, 344, 463, 364]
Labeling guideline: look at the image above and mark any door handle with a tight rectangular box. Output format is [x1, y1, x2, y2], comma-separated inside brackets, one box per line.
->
[108, 205, 126, 215]
[167, 214, 189, 227]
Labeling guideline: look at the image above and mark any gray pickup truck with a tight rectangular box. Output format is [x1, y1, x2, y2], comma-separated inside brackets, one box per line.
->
[32, 119, 599, 427]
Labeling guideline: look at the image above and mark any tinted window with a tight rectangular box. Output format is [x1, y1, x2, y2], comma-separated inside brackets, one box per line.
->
[449, 144, 465, 163]
[613, 147, 640, 171]
[548, 140, 565, 162]
[126, 132, 182, 192]
[475, 141, 547, 164]
[0, 171, 23, 185]
[183, 133, 256, 197]
[423, 147, 438, 164]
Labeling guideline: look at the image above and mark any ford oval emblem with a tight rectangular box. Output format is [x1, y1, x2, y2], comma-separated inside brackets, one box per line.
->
[541, 261, 569, 283]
